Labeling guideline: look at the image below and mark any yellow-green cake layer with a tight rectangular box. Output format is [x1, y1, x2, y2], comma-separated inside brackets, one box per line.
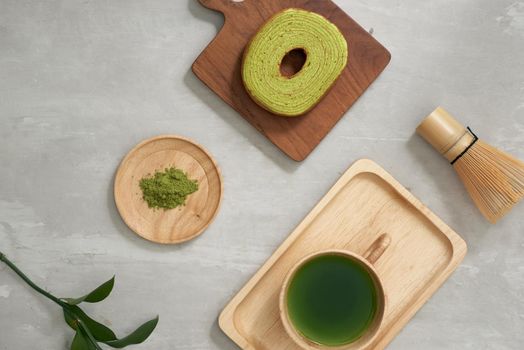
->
[242, 8, 348, 117]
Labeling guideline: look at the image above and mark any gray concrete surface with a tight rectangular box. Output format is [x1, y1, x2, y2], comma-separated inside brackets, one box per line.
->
[1, 0, 523, 349]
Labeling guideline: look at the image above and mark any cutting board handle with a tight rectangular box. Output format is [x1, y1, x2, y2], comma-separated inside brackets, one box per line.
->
[197, 0, 248, 14]
[364, 233, 391, 265]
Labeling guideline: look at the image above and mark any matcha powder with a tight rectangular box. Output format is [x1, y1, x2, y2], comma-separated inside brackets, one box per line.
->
[139, 167, 199, 210]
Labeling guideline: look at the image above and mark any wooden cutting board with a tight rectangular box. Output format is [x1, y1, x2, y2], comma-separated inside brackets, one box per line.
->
[192, 0, 391, 161]
[219, 159, 467, 349]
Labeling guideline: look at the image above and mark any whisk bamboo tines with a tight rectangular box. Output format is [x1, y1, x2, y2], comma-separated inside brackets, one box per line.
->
[416, 107, 524, 223]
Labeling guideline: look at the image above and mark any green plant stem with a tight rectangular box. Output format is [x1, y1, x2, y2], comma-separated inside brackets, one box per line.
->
[0, 251, 67, 308]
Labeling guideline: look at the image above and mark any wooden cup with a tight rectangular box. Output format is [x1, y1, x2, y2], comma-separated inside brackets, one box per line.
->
[279, 234, 391, 349]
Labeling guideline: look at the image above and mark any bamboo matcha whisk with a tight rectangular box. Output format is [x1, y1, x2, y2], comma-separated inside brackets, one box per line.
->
[417, 107, 524, 223]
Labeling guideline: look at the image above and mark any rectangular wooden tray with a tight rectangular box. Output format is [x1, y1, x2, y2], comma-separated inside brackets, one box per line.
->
[219, 159, 467, 349]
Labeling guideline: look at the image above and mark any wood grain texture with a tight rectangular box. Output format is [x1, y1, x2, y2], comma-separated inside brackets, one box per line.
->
[218, 159, 467, 349]
[114, 135, 222, 244]
[192, 0, 391, 161]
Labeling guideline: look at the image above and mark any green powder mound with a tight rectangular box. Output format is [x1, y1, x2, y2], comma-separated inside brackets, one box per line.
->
[242, 8, 348, 117]
[139, 167, 199, 210]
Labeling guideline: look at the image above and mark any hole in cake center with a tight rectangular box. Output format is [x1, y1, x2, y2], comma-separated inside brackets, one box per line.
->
[280, 48, 307, 78]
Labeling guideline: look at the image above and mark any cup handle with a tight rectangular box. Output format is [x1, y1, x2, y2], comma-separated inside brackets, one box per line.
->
[363, 233, 391, 265]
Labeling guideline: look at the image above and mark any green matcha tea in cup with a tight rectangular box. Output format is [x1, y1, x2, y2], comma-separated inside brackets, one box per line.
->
[279, 235, 390, 349]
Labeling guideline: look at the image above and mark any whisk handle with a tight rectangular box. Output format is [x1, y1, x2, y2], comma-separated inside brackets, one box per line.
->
[416, 107, 476, 163]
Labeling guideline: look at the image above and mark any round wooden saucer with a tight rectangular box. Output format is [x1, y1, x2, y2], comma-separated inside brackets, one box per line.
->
[114, 135, 222, 244]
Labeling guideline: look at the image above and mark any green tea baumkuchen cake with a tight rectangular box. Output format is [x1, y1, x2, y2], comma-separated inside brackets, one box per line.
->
[242, 8, 348, 117]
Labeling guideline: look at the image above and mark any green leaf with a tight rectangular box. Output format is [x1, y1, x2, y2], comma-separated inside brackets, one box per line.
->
[78, 321, 104, 350]
[104, 316, 159, 348]
[71, 329, 92, 350]
[63, 305, 117, 342]
[64, 276, 115, 305]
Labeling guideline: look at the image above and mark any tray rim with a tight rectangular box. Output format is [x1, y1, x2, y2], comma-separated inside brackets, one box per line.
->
[218, 158, 467, 349]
